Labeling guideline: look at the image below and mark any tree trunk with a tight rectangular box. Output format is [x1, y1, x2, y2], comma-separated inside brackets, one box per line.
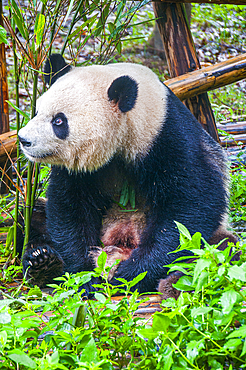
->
[153, 1, 220, 142]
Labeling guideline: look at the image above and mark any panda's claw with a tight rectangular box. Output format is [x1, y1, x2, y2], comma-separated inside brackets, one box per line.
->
[22, 244, 64, 288]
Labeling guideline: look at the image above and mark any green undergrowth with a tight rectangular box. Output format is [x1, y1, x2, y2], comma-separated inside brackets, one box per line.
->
[0, 223, 245, 369]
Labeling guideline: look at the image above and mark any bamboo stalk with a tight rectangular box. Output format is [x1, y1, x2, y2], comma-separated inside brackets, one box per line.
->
[61, 0, 84, 56]
[22, 69, 38, 256]
[13, 44, 20, 258]
[165, 54, 246, 101]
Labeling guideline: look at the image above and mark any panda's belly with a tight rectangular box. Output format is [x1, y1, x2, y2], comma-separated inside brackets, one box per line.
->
[90, 203, 147, 278]
[101, 204, 146, 249]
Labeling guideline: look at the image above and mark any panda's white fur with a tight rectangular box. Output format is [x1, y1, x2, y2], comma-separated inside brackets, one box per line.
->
[20, 63, 167, 172]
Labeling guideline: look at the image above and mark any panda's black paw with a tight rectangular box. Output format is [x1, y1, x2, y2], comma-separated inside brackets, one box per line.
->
[22, 244, 64, 288]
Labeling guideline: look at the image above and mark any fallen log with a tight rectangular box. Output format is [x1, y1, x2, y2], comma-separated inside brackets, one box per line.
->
[154, 0, 246, 4]
[165, 54, 246, 101]
[0, 130, 17, 161]
[220, 133, 246, 147]
[217, 122, 246, 135]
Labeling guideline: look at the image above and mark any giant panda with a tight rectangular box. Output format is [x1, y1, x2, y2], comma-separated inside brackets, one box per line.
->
[18, 54, 236, 295]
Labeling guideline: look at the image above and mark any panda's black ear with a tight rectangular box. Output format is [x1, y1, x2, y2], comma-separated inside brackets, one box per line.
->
[108, 75, 138, 113]
[44, 54, 72, 86]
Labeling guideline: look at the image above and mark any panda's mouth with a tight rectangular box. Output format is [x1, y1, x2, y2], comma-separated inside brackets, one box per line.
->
[22, 148, 54, 161]
[30, 152, 54, 159]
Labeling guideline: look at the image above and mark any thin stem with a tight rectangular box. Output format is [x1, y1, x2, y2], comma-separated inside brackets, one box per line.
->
[30, 162, 40, 213]
[165, 335, 200, 369]
[13, 42, 20, 258]
[61, 0, 84, 56]
[22, 68, 38, 258]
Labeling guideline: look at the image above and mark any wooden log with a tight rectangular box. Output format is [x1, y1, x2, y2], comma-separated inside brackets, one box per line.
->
[220, 133, 246, 147]
[0, 130, 17, 161]
[153, 1, 220, 142]
[217, 122, 246, 135]
[165, 54, 246, 101]
[154, 0, 246, 4]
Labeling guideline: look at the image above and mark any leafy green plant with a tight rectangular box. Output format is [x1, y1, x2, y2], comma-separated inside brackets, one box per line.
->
[138, 222, 246, 370]
[0, 227, 245, 369]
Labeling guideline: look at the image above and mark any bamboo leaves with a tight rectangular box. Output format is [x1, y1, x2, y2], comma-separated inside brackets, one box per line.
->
[0, 26, 8, 45]
[34, 13, 45, 49]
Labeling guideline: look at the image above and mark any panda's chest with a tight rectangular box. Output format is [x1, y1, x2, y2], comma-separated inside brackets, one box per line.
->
[96, 161, 147, 250]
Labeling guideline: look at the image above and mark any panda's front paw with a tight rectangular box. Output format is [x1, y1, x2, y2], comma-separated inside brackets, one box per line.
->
[22, 244, 64, 288]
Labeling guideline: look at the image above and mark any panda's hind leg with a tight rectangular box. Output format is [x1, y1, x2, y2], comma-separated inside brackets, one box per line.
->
[158, 227, 239, 301]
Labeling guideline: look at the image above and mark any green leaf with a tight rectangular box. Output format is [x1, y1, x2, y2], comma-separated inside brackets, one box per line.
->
[119, 181, 129, 207]
[191, 306, 213, 318]
[173, 275, 193, 291]
[97, 251, 107, 270]
[0, 26, 8, 45]
[193, 258, 211, 284]
[174, 221, 192, 240]
[72, 305, 87, 328]
[50, 350, 59, 364]
[137, 328, 157, 340]
[0, 331, 7, 347]
[10, 0, 28, 39]
[28, 286, 42, 298]
[34, 13, 45, 48]
[218, 265, 225, 276]
[129, 185, 135, 209]
[0, 312, 11, 324]
[241, 339, 246, 357]
[208, 357, 223, 370]
[128, 271, 147, 289]
[95, 292, 106, 304]
[152, 312, 170, 332]
[6, 225, 14, 250]
[227, 325, 246, 339]
[194, 270, 208, 294]
[220, 289, 240, 314]
[227, 265, 246, 282]
[224, 338, 242, 350]
[160, 346, 173, 370]
[80, 337, 98, 363]
[64, 0, 75, 25]
[7, 100, 30, 120]
[8, 349, 36, 369]
[186, 340, 204, 362]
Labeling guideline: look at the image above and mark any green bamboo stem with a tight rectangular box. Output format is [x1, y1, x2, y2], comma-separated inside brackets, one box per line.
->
[13, 44, 20, 258]
[30, 162, 40, 214]
[61, 0, 84, 56]
[22, 69, 38, 258]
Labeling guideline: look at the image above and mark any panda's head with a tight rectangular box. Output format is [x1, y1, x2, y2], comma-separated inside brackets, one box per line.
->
[18, 55, 166, 172]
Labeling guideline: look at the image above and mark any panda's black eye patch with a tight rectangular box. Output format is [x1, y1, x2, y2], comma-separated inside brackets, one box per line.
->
[51, 113, 69, 140]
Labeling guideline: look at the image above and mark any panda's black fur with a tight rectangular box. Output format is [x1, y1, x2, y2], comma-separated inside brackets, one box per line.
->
[18, 55, 237, 295]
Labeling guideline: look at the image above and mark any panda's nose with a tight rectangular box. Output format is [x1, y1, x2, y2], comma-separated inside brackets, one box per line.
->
[18, 135, 31, 147]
